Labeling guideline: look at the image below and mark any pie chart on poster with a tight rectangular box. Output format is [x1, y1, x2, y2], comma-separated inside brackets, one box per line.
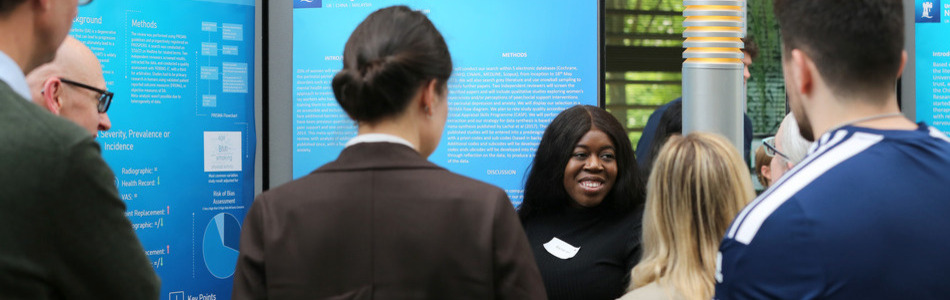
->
[202, 212, 241, 279]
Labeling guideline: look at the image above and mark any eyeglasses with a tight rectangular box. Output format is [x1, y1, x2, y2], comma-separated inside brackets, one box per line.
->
[762, 136, 791, 161]
[79, 0, 93, 6]
[60, 78, 113, 113]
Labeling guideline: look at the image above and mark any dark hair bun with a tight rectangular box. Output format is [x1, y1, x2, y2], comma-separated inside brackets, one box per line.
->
[331, 5, 453, 123]
[332, 59, 400, 122]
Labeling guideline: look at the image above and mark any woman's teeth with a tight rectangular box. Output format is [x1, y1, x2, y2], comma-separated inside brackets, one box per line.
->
[581, 181, 602, 188]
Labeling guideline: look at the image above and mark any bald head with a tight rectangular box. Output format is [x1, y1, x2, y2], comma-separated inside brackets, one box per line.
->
[26, 36, 111, 136]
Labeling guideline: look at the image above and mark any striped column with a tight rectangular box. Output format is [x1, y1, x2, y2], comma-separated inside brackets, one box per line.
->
[682, 0, 746, 154]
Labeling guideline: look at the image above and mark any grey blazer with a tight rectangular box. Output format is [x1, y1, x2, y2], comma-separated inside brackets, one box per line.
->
[0, 81, 159, 299]
[233, 142, 546, 300]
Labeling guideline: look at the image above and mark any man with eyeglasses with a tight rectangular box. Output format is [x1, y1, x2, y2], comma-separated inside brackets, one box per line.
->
[0, 0, 159, 298]
[761, 113, 811, 186]
[27, 36, 113, 135]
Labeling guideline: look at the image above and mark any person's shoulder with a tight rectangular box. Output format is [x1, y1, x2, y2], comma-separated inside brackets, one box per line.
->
[0, 89, 96, 160]
[723, 128, 849, 245]
[906, 123, 950, 152]
[272, 155, 508, 204]
[668, 97, 682, 105]
[723, 188, 812, 249]
[619, 282, 686, 300]
[656, 98, 679, 113]
[777, 128, 894, 191]
[422, 170, 511, 207]
[806, 125, 950, 191]
[844, 123, 950, 153]
[0, 90, 108, 211]
[716, 193, 824, 298]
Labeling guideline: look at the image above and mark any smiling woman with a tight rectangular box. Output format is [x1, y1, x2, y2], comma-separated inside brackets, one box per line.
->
[518, 105, 646, 300]
[562, 129, 618, 208]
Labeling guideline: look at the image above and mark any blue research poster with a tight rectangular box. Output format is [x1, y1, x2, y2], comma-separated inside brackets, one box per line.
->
[915, 0, 950, 130]
[292, 0, 600, 205]
[71, 0, 255, 299]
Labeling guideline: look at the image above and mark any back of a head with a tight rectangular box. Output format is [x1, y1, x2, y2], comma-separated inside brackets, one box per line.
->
[741, 36, 758, 60]
[26, 36, 103, 104]
[641, 101, 682, 179]
[773, 0, 903, 100]
[778, 112, 812, 165]
[631, 133, 755, 299]
[331, 6, 452, 123]
[519, 105, 644, 220]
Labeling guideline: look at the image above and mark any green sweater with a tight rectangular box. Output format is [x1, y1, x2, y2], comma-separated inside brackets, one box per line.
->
[0, 81, 160, 299]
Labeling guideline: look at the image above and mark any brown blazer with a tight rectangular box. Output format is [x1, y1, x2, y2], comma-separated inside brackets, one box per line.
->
[233, 142, 546, 300]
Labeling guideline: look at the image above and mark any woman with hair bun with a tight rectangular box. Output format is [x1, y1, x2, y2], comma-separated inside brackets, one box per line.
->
[233, 6, 545, 299]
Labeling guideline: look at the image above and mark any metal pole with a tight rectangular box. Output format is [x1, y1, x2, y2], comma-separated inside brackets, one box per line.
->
[682, 0, 746, 154]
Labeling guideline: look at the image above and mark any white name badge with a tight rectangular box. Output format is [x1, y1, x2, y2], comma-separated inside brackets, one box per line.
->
[543, 237, 580, 259]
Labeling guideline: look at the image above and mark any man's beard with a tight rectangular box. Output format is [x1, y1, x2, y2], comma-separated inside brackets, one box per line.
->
[794, 106, 815, 142]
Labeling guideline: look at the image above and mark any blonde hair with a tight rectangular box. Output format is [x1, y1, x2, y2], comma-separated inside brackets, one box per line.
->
[629, 133, 755, 300]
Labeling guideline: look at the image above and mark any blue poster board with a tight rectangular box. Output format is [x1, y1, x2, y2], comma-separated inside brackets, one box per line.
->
[915, 0, 950, 128]
[292, 0, 601, 205]
[72, 1, 255, 299]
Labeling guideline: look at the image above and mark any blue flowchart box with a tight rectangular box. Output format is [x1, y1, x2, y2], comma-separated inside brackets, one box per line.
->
[200, 66, 219, 80]
[201, 21, 217, 32]
[222, 62, 247, 93]
[201, 42, 217, 56]
[202, 94, 217, 107]
[222, 23, 243, 41]
[222, 45, 238, 55]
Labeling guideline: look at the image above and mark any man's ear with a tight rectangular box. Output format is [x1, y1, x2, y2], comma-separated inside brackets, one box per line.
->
[790, 49, 815, 99]
[760, 165, 772, 181]
[34, 0, 53, 12]
[42, 78, 64, 115]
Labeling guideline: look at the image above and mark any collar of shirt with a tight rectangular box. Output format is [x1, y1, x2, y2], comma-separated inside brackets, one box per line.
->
[345, 133, 416, 150]
[0, 51, 31, 101]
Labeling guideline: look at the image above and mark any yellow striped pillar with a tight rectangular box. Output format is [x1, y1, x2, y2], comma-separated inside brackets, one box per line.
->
[682, 0, 746, 153]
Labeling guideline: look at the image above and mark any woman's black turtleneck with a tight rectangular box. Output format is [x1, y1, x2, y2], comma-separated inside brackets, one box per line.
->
[521, 205, 643, 300]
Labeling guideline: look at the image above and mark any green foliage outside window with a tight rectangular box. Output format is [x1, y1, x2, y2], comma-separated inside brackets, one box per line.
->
[604, 0, 685, 149]
[747, 0, 787, 136]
